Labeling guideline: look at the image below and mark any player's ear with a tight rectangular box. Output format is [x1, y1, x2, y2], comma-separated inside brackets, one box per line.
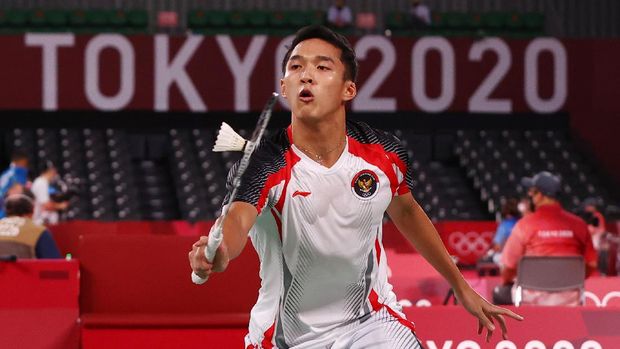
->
[342, 81, 356, 102]
[280, 78, 287, 98]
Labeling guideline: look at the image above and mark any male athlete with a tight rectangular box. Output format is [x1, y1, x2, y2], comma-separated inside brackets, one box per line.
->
[189, 25, 522, 348]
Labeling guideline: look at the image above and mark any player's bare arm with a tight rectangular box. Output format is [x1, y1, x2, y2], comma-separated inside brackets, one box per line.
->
[386, 192, 524, 342]
[189, 201, 257, 278]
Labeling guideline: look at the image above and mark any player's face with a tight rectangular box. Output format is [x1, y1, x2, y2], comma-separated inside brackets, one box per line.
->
[281, 38, 356, 123]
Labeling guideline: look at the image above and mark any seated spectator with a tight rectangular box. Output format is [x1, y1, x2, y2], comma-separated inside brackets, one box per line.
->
[517, 196, 534, 216]
[409, 0, 432, 28]
[0, 194, 61, 259]
[0, 149, 30, 218]
[482, 198, 520, 265]
[499, 171, 597, 306]
[327, 0, 353, 29]
[31, 162, 69, 225]
[581, 197, 610, 274]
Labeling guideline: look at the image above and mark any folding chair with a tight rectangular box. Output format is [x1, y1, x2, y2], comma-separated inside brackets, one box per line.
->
[514, 256, 585, 306]
[0, 241, 34, 259]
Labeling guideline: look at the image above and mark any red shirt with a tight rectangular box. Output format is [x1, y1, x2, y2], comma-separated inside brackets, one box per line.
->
[502, 203, 597, 269]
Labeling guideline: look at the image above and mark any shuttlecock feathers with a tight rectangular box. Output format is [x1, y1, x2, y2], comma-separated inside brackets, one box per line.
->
[213, 122, 249, 152]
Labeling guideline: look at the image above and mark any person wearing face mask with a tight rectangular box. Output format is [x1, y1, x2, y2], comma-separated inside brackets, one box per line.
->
[480, 198, 520, 267]
[517, 196, 534, 216]
[31, 162, 69, 225]
[499, 171, 597, 305]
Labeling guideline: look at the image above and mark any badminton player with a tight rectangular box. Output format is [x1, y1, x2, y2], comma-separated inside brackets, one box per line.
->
[189, 25, 523, 348]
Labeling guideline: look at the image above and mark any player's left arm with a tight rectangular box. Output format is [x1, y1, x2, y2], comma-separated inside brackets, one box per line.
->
[387, 192, 523, 342]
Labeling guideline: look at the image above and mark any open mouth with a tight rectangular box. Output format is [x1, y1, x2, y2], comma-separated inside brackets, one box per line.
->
[299, 89, 314, 102]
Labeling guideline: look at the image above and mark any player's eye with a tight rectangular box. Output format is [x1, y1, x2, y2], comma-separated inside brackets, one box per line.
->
[317, 65, 330, 71]
[290, 64, 301, 70]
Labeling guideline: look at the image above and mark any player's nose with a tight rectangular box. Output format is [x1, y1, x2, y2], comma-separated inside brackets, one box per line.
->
[300, 69, 314, 84]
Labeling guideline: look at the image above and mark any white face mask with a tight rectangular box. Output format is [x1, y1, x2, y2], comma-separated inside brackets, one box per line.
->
[517, 202, 527, 214]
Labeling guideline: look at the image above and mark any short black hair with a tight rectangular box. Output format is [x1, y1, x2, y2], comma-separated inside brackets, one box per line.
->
[501, 198, 520, 218]
[11, 149, 29, 162]
[281, 25, 358, 83]
[4, 194, 34, 217]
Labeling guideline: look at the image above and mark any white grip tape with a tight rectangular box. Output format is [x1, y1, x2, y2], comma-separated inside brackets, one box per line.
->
[191, 271, 207, 285]
[204, 228, 222, 262]
[191, 225, 223, 285]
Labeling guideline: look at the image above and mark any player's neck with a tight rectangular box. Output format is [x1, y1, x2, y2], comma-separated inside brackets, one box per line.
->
[291, 115, 346, 167]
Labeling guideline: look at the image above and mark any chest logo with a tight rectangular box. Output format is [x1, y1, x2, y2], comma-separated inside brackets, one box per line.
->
[351, 170, 379, 200]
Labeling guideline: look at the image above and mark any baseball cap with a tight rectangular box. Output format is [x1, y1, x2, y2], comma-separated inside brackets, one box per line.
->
[521, 171, 561, 197]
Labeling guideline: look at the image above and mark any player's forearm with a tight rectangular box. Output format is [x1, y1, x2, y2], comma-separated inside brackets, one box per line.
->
[391, 201, 469, 293]
[221, 202, 257, 260]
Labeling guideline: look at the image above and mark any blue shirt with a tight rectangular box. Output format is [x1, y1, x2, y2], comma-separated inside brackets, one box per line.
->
[0, 164, 29, 218]
[493, 217, 518, 248]
[35, 230, 62, 259]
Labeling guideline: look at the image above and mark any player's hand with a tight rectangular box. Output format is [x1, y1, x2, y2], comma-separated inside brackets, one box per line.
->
[455, 287, 523, 342]
[188, 235, 230, 279]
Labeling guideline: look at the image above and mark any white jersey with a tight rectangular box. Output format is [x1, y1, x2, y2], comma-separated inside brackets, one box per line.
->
[228, 121, 416, 348]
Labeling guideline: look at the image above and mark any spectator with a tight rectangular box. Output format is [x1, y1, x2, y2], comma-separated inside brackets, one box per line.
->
[484, 198, 520, 264]
[327, 0, 353, 29]
[409, 0, 432, 28]
[0, 150, 30, 218]
[0, 194, 61, 259]
[517, 196, 534, 216]
[31, 162, 69, 225]
[500, 171, 597, 306]
[581, 197, 610, 274]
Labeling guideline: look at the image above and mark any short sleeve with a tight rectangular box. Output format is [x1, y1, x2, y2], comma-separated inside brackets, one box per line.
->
[31, 179, 50, 204]
[501, 222, 526, 269]
[390, 134, 414, 196]
[222, 131, 290, 215]
[493, 221, 513, 247]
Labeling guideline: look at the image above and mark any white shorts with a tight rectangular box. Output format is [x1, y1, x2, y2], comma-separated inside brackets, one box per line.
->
[245, 307, 424, 349]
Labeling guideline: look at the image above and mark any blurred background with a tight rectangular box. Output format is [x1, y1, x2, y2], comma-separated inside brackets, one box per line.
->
[0, 1, 619, 348]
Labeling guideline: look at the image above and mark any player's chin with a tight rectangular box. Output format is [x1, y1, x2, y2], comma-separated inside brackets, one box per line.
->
[292, 106, 321, 121]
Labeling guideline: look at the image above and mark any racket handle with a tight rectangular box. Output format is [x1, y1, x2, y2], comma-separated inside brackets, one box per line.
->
[205, 226, 223, 262]
[191, 226, 223, 285]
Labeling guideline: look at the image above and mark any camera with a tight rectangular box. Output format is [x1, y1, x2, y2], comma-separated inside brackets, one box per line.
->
[49, 174, 83, 202]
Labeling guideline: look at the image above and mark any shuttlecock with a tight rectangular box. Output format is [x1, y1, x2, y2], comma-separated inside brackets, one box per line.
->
[213, 122, 249, 152]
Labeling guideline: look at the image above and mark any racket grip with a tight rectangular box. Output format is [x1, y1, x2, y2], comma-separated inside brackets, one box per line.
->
[191, 226, 223, 285]
[204, 227, 223, 262]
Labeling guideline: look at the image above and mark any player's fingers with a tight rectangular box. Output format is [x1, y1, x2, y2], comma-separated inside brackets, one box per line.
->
[476, 311, 495, 342]
[189, 245, 200, 267]
[477, 320, 483, 335]
[192, 236, 209, 248]
[493, 306, 524, 321]
[493, 313, 508, 340]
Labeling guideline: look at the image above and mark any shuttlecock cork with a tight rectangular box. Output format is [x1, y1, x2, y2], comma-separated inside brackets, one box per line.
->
[212, 122, 250, 152]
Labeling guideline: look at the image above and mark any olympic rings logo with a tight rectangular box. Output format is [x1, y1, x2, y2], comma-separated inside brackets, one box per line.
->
[447, 231, 494, 256]
[583, 291, 620, 307]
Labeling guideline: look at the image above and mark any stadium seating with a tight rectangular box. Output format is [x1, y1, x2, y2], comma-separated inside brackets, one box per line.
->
[0, 8, 148, 33]
[2, 126, 618, 221]
[385, 10, 544, 37]
[454, 129, 616, 218]
[187, 9, 325, 36]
